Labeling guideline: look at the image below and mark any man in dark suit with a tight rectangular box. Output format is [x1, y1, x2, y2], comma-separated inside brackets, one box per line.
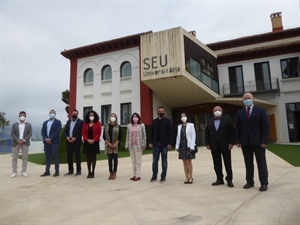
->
[64, 109, 83, 176]
[236, 92, 270, 191]
[149, 106, 173, 183]
[41, 109, 62, 177]
[205, 106, 235, 188]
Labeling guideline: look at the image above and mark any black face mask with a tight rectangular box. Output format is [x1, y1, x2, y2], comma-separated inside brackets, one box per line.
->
[158, 113, 165, 118]
[72, 115, 78, 120]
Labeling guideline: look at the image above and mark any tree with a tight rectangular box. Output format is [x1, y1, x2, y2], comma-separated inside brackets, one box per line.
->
[61, 89, 69, 114]
[0, 112, 10, 131]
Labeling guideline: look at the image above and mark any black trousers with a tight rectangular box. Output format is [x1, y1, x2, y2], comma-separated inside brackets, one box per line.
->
[211, 144, 233, 182]
[108, 153, 118, 172]
[242, 144, 268, 185]
[66, 142, 81, 173]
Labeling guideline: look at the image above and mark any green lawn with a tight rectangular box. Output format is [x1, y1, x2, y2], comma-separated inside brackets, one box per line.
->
[267, 144, 300, 167]
[25, 144, 300, 167]
[26, 149, 154, 165]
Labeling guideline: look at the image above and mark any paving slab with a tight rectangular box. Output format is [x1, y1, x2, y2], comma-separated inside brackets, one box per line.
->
[0, 146, 299, 225]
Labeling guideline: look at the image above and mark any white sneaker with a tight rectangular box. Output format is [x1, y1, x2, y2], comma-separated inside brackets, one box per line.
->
[22, 172, 28, 177]
[10, 172, 17, 178]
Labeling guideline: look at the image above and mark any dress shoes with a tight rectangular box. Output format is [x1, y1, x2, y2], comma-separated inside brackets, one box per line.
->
[133, 177, 140, 181]
[41, 172, 50, 177]
[243, 183, 254, 189]
[75, 172, 81, 176]
[227, 181, 234, 188]
[160, 177, 166, 183]
[64, 171, 74, 175]
[211, 180, 224, 186]
[150, 177, 157, 183]
[130, 176, 136, 180]
[53, 172, 59, 177]
[259, 184, 268, 192]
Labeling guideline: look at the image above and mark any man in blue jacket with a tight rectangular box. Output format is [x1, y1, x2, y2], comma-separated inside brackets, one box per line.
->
[41, 109, 62, 177]
[236, 93, 270, 191]
[149, 106, 173, 183]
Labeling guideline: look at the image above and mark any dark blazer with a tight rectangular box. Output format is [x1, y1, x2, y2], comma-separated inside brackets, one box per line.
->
[150, 117, 173, 147]
[236, 105, 270, 146]
[11, 122, 32, 147]
[205, 116, 235, 150]
[82, 121, 102, 142]
[41, 119, 62, 144]
[64, 118, 83, 143]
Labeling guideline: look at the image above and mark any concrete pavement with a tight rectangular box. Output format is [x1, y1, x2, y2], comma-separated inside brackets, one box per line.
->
[0, 146, 299, 225]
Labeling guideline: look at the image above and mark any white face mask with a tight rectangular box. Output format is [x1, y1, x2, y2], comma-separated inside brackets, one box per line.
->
[110, 117, 116, 123]
[181, 116, 187, 123]
[214, 110, 222, 117]
[89, 116, 94, 121]
[19, 116, 26, 121]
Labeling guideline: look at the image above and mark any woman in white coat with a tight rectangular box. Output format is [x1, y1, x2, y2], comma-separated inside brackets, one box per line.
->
[175, 112, 196, 184]
[125, 112, 147, 181]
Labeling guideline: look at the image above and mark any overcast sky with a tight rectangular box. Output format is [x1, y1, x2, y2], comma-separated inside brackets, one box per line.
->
[1, 0, 299, 135]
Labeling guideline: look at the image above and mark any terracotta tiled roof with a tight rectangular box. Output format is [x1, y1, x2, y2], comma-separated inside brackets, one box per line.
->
[207, 27, 300, 51]
[61, 31, 152, 59]
[216, 40, 300, 64]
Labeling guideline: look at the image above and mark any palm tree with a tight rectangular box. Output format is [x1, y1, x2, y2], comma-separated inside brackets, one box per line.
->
[0, 112, 10, 131]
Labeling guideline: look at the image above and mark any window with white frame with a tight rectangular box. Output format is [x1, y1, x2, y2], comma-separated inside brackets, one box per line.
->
[120, 103, 132, 125]
[280, 57, 300, 79]
[254, 62, 272, 91]
[101, 105, 111, 125]
[101, 65, 112, 80]
[228, 66, 244, 94]
[83, 106, 93, 119]
[84, 69, 94, 83]
[120, 61, 132, 77]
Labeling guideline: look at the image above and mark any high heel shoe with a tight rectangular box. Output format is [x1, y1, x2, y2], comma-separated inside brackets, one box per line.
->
[188, 178, 193, 184]
[184, 179, 189, 184]
[87, 173, 91, 178]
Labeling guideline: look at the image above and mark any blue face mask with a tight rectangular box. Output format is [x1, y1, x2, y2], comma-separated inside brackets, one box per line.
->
[49, 113, 56, 119]
[243, 99, 253, 107]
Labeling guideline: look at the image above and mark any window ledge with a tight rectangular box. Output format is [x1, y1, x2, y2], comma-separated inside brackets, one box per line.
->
[84, 82, 93, 86]
[281, 77, 300, 83]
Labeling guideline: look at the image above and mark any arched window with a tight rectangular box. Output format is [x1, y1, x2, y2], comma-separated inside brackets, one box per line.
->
[120, 61, 132, 77]
[101, 65, 112, 80]
[83, 68, 94, 83]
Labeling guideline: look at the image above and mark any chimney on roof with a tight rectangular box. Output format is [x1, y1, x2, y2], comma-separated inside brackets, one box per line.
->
[189, 30, 196, 37]
[270, 12, 283, 32]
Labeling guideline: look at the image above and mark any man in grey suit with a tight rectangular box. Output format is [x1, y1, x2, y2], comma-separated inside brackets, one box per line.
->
[10, 111, 32, 178]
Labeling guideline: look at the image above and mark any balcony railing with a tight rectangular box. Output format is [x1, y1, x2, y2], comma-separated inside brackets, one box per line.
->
[187, 70, 220, 94]
[223, 78, 280, 97]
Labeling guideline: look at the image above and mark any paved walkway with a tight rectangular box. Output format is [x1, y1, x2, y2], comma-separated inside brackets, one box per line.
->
[0, 146, 299, 225]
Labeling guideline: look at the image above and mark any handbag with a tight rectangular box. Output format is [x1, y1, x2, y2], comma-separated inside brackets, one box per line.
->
[191, 145, 198, 154]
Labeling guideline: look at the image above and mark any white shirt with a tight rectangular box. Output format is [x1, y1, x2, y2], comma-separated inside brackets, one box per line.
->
[69, 119, 77, 137]
[18, 122, 25, 139]
[47, 119, 54, 137]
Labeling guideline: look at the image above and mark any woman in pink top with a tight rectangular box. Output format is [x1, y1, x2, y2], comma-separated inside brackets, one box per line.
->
[125, 113, 147, 181]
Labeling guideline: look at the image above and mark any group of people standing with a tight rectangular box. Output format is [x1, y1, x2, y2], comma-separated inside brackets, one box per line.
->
[10, 92, 270, 191]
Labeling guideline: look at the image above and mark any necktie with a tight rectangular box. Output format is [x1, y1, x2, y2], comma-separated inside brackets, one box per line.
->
[246, 107, 251, 120]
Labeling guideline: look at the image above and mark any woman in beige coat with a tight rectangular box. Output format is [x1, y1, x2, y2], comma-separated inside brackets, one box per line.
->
[125, 113, 147, 181]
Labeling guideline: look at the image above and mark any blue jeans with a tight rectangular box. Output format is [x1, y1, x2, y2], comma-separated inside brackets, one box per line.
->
[152, 143, 168, 178]
[44, 143, 60, 173]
